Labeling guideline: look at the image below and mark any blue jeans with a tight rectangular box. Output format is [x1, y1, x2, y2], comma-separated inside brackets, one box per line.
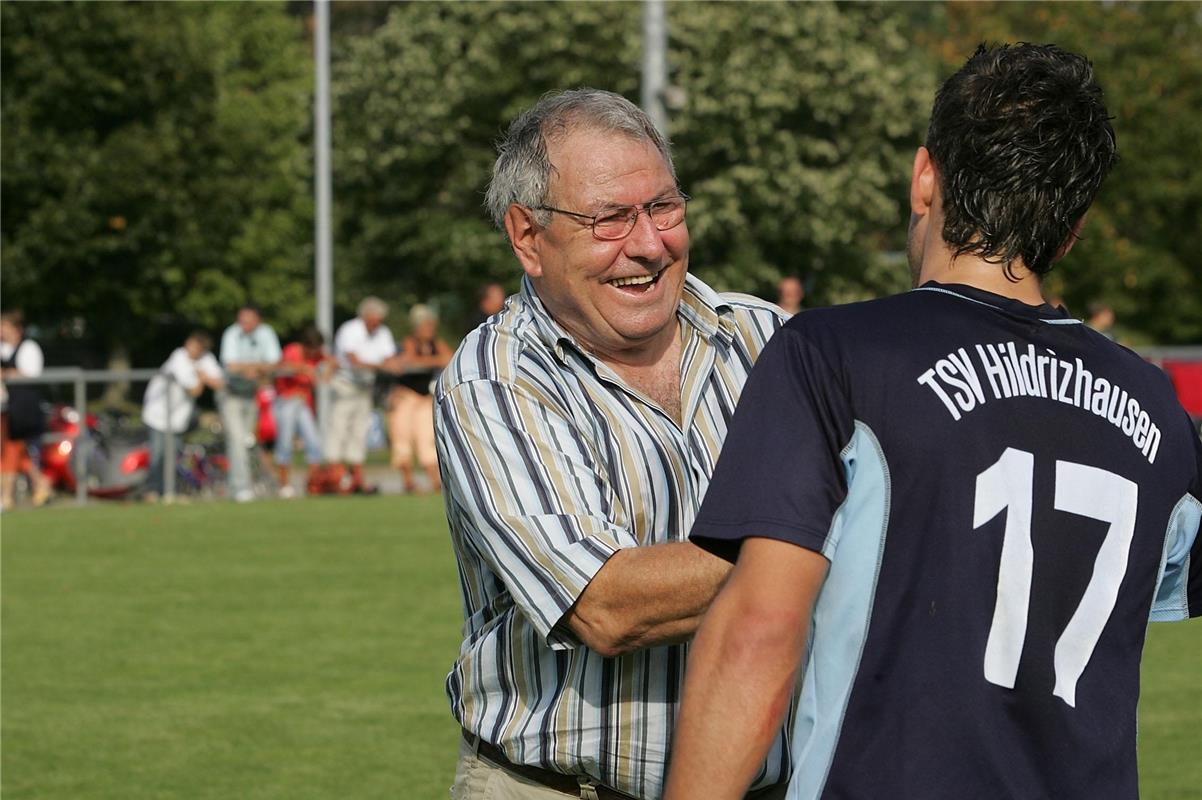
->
[145, 427, 178, 496]
[273, 396, 322, 465]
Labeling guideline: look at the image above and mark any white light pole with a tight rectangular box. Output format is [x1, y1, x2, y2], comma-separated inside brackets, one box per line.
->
[641, 0, 669, 136]
[314, 0, 333, 431]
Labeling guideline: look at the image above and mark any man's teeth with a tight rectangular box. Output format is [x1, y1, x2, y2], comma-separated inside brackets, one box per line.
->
[610, 274, 656, 288]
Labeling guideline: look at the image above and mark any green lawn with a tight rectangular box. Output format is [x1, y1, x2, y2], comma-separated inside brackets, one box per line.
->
[2, 499, 1200, 799]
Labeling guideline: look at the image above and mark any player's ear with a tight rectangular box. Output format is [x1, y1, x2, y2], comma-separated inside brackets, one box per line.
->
[504, 204, 545, 279]
[1054, 215, 1089, 262]
[910, 147, 937, 217]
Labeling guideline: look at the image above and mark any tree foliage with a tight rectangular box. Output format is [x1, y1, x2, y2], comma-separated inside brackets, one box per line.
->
[931, 1, 1202, 343]
[3, 1, 1198, 355]
[1, 1, 313, 360]
[332, 1, 936, 320]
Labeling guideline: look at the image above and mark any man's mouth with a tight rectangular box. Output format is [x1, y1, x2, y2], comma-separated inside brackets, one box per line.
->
[607, 271, 662, 292]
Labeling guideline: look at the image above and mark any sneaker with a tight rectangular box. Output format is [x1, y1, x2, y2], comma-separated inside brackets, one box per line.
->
[278, 485, 297, 500]
[234, 489, 255, 503]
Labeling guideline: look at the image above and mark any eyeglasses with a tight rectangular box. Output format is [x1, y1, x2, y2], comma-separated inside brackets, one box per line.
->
[535, 194, 690, 241]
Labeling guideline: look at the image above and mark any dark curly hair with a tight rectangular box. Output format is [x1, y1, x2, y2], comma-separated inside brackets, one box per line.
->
[926, 43, 1118, 278]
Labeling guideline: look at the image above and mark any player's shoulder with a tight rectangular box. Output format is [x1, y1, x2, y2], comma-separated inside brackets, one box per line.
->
[1081, 329, 1181, 402]
[777, 293, 910, 346]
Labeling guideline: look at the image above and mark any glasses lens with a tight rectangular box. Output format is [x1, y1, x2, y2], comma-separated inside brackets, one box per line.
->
[650, 198, 686, 230]
[593, 207, 638, 240]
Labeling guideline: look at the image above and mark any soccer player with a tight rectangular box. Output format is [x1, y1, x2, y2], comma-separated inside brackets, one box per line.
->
[664, 44, 1201, 800]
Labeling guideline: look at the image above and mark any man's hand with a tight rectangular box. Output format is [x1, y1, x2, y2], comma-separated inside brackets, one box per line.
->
[202, 372, 224, 392]
[564, 541, 732, 657]
[663, 537, 828, 800]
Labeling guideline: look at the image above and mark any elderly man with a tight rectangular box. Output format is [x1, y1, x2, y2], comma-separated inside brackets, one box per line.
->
[666, 44, 1201, 800]
[325, 296, 396, 494]
[435, 89, 789, 800]
[219, 302, 280, 503]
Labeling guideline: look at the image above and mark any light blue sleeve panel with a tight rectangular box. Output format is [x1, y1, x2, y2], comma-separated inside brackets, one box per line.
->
[788, 421, 891, 800]
[1149, 493, 1201, 622]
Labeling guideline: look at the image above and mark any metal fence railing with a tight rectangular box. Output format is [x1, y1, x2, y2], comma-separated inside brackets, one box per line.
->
[4, 346, 1200, 506]
[4, 368, 177, 505]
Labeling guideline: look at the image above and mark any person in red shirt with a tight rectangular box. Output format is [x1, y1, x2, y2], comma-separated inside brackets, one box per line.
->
[273, 325, 333, 497]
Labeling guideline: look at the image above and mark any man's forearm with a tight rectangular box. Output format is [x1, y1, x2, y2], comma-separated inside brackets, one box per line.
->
[227, 362, 273, 378]
[565, 541, 731, 656]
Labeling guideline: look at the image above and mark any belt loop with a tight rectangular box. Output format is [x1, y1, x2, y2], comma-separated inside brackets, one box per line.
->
[577, 777, 600, 800]
[463, 729, 482, 758]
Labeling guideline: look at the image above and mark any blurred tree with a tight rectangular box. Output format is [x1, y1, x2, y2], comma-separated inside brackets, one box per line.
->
[332, 1, 935, 324]
[930, 1, 1202, 344]
[1, 1, 313, 368]
[670, 2, 936, 303]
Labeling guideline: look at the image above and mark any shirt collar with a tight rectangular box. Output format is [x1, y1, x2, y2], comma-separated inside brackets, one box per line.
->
[913, 281, 1077, 323]
[520, 273, 736, 364]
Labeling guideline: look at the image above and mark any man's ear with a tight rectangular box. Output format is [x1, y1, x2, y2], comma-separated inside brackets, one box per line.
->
[1055, 215, 1089, 262]
[504, 204, 544, 278]
[910, 146, 937, 217]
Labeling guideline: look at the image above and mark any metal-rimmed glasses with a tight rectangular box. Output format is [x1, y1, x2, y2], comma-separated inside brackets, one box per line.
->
[535, 194, 690, 241]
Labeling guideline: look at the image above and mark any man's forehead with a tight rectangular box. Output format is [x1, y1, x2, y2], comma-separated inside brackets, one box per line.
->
[546, 129, 674, 206]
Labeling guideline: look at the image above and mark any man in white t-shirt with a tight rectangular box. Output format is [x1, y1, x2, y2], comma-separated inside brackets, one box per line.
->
[325, 296, 397, 493]
[142, 331, 224, 501]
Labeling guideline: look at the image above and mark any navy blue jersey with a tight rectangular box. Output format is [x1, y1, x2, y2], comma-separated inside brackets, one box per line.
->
[690, 282, 1201, 800]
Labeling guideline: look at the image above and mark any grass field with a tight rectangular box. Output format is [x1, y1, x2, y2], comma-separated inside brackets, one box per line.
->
[2, 498, 1200, 799]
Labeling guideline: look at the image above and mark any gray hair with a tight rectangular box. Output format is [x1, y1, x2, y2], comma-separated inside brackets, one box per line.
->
[357, 296, 389, 319]
[409, 303, 437, 328]
[484, 88, 677, 234]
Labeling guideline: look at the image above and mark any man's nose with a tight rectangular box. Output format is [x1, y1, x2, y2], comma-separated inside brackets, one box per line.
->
[622, 209, 668, 262]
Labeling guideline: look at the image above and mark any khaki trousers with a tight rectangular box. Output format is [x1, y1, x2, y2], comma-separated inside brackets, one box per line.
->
[449, 739, 789, 800]
[324, 376, 373, 464]
[387, 386, 436, 470]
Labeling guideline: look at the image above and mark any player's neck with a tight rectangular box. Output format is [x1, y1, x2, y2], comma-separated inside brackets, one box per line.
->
[918, 252, 1046, 308]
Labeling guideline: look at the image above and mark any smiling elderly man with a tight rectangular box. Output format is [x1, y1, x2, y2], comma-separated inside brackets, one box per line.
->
[434, 89, 790, 800]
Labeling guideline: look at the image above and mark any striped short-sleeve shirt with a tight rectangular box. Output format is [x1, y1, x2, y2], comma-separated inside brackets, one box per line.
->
[434, 273, 788, 799]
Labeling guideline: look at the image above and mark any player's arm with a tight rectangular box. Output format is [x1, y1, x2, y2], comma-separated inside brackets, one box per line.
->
[664, 537, 827, 800]
[563, 540, 732, 656]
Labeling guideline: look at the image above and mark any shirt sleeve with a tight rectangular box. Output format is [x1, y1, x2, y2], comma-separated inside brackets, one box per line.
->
[1150, 424, 1202, 621]
[381, 329, 398, 359]
[334, 321, 356, 360]
[197, 353, 223, 380]
[168, 350, 200, 391]
[15, 341, 44, 377]
[690, 324, 856, 563]
[436, 378, 640, 648]
[261, 327, 282, 363]
[219, 327, 237, 365]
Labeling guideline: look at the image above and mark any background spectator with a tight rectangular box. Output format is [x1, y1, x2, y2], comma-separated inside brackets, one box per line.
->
[777, 276, 805, 316]
[1087, 300, 1117, 340]
[386, 304, 451, 494]
[219, 302, 281, 503]
[465, 281, 507, 333]
[326, 297, 396, 494]
[273, 325, 331, 498]
[141, 331, 224, 502]
[0, 310, 51, 509]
